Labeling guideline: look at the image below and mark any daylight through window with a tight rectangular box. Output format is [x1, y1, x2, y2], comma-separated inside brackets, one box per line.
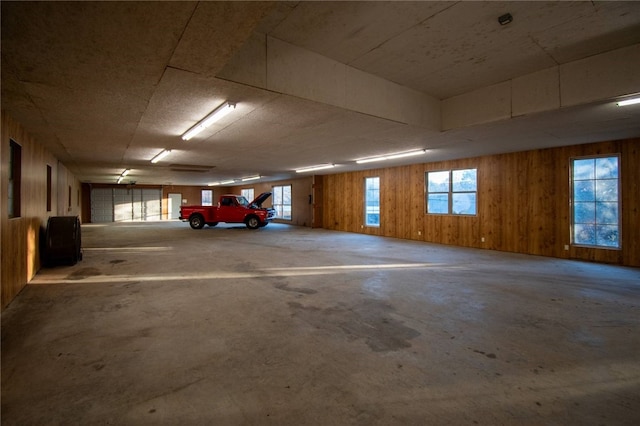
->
[426, 168, 477, 215]
[571, 156, 620, 248]
[201, 189, 213, 206]
[241, 188, 254, 202]
[273, 185, 292, 220]
[365, 177, 380, 226]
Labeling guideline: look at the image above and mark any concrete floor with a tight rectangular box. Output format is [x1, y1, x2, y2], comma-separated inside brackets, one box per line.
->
[2, 222, 639, 425]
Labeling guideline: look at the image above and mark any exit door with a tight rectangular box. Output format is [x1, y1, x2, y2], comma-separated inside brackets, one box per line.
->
[168, 193, 182, 220]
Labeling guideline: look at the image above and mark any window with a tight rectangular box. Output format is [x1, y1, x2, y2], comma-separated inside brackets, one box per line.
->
[241, 188, 254, 202]
[365, 177, 380, 226]
[46, 165, 52, 212]
[201, 189, 213, 206]
[571, 156, 620, 248]
[273, 185, 292, 220]
[426, 168, 477, 215]
[8, 140, 22, 218]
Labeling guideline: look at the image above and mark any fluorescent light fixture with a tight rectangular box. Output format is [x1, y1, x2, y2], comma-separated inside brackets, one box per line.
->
[356, 149, 426, 164]
[182, 101, 236, 141]
[241, 175, 260, 182]
[150, 149, 172, 163]
[208, 180, 236, 186]
[295, 164, 335, 173]
[617, 97, 640, 106]
[117, 169, 130, 184]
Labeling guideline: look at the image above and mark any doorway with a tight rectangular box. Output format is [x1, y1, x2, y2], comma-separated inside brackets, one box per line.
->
[168, 193, 182, 220]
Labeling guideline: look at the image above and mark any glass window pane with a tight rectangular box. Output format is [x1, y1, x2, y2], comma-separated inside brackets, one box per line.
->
[574, 224, 596, 245]
[573, 180, 595, 202]
[452, 193, 476, 215]
[201, 190, 213, 206]
[282, 205, 292, 220]
[272, 185, 292, 220]
[452, 169, 477, 192]
[574, 202, 595, 224]
[428, 194, 448, 214]
[273, 187, 282, 205]
[596, 202, 618, 225]
[366, 177, 380, 191]
[571, 156, 620, 248]
[573, 159, 595, 180]
[596, 157, 618, 179]
[365, 177, 380, 226]
[241, 188, 254, 201]
[284, 186, 292, 204]
[596, 225, 619, 247]
[428, 171, 449, 192]
[595, 179, 618, 201]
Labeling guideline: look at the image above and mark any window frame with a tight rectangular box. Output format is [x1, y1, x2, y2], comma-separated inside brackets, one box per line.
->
[570, 154, 621, 250]
[273, 185, 292, 220]
[8, 139, 22, 218]
[46, 164, 52, 212]
[364, 176, 380, 227]
[426, 168, 477, 216]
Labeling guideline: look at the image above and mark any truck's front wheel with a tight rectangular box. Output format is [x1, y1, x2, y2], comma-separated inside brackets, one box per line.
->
[189, 214, 205, 229]
[245, 216, 260, 229]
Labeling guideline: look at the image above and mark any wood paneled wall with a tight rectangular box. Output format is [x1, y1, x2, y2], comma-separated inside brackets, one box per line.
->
[322, 138, 639, 267]
[1, 111, 82, 309]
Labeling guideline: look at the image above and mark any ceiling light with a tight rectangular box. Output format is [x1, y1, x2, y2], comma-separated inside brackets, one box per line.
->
[181, 101, 236, 141]
[117, 169, 130, 184]
[150, 149, 172, 163]
[617, 96, 640, 106]
[356, 149, 427, 164]
[241, 175, 260, 182]
[208, 180, 236, 186]
[295, 164, 335, 173]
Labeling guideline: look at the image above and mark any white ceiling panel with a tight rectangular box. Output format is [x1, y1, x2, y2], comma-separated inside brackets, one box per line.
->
[2, 1, 639, 186]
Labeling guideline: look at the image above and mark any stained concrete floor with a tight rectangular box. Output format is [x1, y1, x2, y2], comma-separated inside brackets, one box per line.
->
[2, 222, 639, 425]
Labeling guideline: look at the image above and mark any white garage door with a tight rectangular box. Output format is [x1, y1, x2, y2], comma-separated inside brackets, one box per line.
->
[91, 187, 162, 222]
[91, 188, 114, 223]
[137, 189, 161, 221]
[114, 188, 133, 222]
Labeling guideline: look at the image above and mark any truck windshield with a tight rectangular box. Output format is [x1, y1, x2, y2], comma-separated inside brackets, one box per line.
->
[236, 196, 249, 206]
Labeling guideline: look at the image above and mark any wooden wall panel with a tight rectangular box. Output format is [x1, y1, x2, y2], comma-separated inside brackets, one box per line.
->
[409, 165, 424, 240]
[323, 138, 639, 267]
[1, 111, 82, 310]
[312, 175, 324, 228]
[383, 169, 397, 238]
[526, 149, 559, 256]
[621, 141, 639, 266]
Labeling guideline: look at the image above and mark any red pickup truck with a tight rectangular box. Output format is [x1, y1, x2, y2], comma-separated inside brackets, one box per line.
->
[179, 192, 276, 230]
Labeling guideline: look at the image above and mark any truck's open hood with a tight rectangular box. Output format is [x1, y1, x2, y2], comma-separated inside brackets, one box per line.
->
[250, 192, 272, 208]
